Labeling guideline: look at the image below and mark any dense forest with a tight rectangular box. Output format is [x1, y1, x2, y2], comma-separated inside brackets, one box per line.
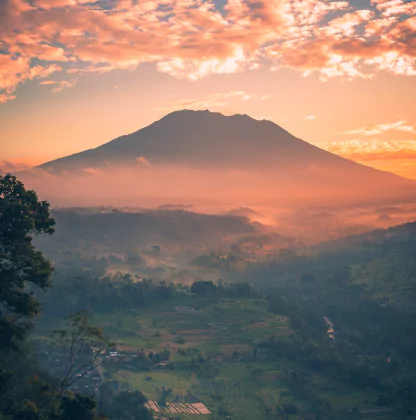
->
[238, 222, 416, 416]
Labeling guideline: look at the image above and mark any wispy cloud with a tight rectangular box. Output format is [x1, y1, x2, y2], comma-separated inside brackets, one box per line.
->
[305, 115, 316, 121]
[83, 167, 101, 175]
[340, 121, 415, 136]
[318, 138, 416, 178]
[318, 139, 416, 162]
[40, 78, 78, 92]
[156, 90, 270, 112]
[255, 115, 278, 122]
[136, 156, 152, 167]
[0, 93, 16, 104]
[0, 53, 62, 103]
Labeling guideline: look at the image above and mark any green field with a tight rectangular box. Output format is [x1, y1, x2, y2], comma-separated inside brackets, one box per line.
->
[92, 296, 390, 419]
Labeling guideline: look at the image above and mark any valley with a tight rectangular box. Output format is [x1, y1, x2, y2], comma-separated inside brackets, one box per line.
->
[29, 212, 416, 419]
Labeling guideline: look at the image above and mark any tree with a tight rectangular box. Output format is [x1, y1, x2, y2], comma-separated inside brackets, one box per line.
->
[0, 177, 114, 420]
[126, 252, 144, 266]
[0, 175, 56, 416]
[110, 390, 152, 420]
[0, 174, 55, 347]
[282, 402, 298, 415]
[157, 387, 172, 409]
[13, 400, 44, 420]
[97, 382, 115, 415]
[51, 311, 112, 395]
[394, 377, 416, 416]
[190, 281, 216, 296]
[59, 394, 97, 420]
[311, 395, 332, 419]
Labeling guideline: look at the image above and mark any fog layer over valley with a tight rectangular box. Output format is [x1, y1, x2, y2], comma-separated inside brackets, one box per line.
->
[35, 201, 416, 287]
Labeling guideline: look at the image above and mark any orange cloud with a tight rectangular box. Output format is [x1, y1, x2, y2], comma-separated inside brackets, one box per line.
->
[317, 139, 416, 179]
[156, 90, 269, 112]
[0, 53, 62, 101]
[0, 0, 415, 103]
[40, 78, 78, 92]
[340, 121, 415, 136]
[372, 0, 416, 17]
[83, 167, 101, 175]
[319, 139, 416, 157]
[136, 156, 152, 167]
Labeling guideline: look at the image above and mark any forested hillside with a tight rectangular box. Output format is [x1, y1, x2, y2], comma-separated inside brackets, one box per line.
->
[35, 209, 258, 256]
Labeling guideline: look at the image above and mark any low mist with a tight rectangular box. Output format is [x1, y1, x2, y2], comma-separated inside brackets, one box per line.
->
[19, 161, 416, 209]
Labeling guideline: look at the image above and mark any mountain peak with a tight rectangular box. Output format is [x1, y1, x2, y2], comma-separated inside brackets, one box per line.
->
[28, 109, 415, 206]
[161, 108, 258, 122]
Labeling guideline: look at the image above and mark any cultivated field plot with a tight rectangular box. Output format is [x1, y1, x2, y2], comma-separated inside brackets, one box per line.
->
[97, 297, 291, 355]
[145, 401, 211, 415]
[97, 298, 297, 418]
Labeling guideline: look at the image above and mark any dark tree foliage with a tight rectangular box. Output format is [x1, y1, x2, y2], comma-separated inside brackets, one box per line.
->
[0, 177, 120, 420]
[190, 281, 217, 296]
[59, 394, 97, 420]
[13, 400, 44, 420]
[0, 176, 55, 418]
[109, 391, 152, 420]
[0, 174, 55, 346]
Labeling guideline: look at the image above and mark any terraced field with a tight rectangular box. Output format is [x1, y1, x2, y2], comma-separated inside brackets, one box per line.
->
[94, 297, 394, 419]
[97, 298, 290, 356]
[95, 298, 298, 418]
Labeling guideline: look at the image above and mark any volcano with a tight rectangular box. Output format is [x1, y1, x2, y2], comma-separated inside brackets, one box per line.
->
[20, 110, 416, 206]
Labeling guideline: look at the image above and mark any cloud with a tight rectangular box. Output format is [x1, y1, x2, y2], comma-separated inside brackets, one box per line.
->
[340, 121, 415, 136]
[0, 93, 16, 104]
[40, 78, 78, 92]
[323, 10, 374, 38]
[136, 156, 152, 167]
[0, 53, 62, 102]
[0, 158, 39, 173]
[316, 138, 416, 179]
[83, 167, 101, 175]
[317, 139, 416, 162]
[0, 0, 416, 103]
[305, 114, 316, 121]
[156, 47, 250, 81]
[255, 115, 278, 122]
[372, 0, 416, 17]
[156, 90, 269, 112]
[33, 0, 92, 9]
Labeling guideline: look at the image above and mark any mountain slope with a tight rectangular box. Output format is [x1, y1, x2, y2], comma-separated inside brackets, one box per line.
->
[22, 110, 416, 205]
[37, 110, 401, 175]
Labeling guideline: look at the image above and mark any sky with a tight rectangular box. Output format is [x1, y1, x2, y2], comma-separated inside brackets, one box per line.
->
[0, 0, 415, 178]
